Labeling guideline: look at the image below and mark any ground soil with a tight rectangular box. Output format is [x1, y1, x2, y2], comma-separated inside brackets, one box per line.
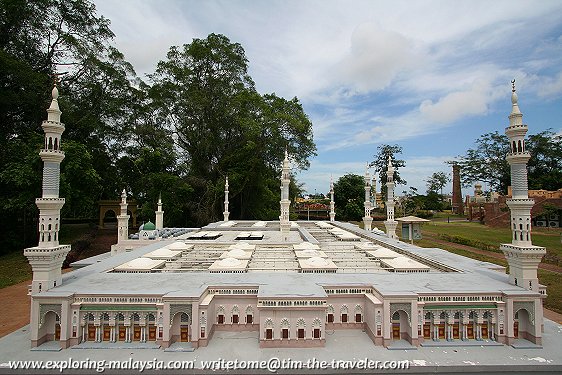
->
[1, 226, 560, 339]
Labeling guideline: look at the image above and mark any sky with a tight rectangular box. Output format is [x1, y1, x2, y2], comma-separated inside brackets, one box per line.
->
[94, 0, 562, 197]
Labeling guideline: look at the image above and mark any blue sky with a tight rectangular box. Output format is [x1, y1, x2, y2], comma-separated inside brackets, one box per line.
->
[94, 0, 562, 197]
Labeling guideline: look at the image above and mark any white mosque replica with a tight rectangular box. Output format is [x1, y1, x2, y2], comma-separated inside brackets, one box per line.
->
[24, 82, 547, 350]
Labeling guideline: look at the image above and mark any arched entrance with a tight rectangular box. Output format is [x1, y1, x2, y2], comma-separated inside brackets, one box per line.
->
[132, 313, 141, 341]
[85, 313, 95, 342]
[514, 309, 531, 340]
[423, 312, 432, 340]
[116, 313, 126, 341]
[391, 310, 409, 340]
[171, 312, 190, 343]
[102, 210, 117, 227]
[467, 311, 476, 339]
[452, 312, 461, 340]
[42, 311, 61, 342]
[98, 200, 138, 228]
[101, 313, 110, 341]
[147, 313, 156, 341]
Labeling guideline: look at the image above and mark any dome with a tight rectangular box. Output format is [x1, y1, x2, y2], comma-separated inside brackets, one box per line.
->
[167, 241, 189, 250]
[302, 249, 320, 256]
[218, 257, 242, 267]
[227, 248, 247, 258]
[306, 256, 329, 267]
[143, 221, 156, 231]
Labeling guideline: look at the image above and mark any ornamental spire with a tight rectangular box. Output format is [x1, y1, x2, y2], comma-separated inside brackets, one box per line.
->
[510, 79, 521, 116]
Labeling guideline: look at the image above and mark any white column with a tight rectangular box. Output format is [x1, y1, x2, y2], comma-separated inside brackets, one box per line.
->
[280, 149, 291, 233]
[384, 157, 398, 239]
[500, 81, 546, 292]
[155, 194, 164, 230]
[223, 177, 230, 221]
[363, 165, 373, 231]
[329, 176, 336, 222]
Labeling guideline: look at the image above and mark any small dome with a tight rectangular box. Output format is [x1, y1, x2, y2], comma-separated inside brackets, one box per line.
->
[218, 257, 242, 267]
[143, 221, 156, 231]
[306, 257, 329, 267]
[167, 241, 189, 250]
[302, 249, 320, 256]
[227, 248, 247, 258]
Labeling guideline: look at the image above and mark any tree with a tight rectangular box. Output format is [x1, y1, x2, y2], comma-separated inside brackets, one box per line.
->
[426, 171, 450, 195]
[333, 174, 364, 221]
[0, 0, 134, 253]
[369, 144, 406, 200]
[527, 131, 562, 191]
[453, 130, 562, 194]
[149, 34, 316, 224]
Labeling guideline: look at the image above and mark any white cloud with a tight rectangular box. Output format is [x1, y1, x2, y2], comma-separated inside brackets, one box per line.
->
[333, 22, 420, 94]
[537, 71, 562, 98]
[419, 81, 493, 124]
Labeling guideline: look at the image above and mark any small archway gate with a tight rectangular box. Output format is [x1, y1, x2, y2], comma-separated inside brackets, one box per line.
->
[98, 200, 137, 228]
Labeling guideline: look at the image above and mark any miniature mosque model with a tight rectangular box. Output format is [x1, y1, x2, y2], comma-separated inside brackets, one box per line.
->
[24, 81, 547, 350]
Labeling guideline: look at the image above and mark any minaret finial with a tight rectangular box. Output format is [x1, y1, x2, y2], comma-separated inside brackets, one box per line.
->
[511, 79, 516, 93]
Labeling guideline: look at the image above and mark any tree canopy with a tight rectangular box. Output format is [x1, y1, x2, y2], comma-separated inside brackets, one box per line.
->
[369, 144, 406, 200]
[0, 2, 316, 254]
[333, 174, 364, 221]
[453, 130, 562, 194]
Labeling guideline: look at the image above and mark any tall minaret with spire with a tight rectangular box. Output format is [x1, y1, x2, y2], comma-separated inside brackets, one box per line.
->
[24, 81, 71, 294]
[500, 80, 546, 292]
[155, 193, 164, 230]
[279, 149, 291, 234]
[383, 156, 398, 239]
[372, 174, 377, 209]
[329, 175, 336, 222]
[223, 177, 230, 221]
[117, 189, 130, 244]
[363, 165, 373, 231]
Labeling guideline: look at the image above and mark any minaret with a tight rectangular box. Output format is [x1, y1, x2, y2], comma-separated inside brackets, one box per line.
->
[372, 174, 377, 208]
[500, 80, 546, 292]
[329, 175, 336, 222]
[155, 193, 164, 230]
[383, 156, 398, 239]
[24, 82, 71, 294]
[223, 177, 230, 221]
[117, 189, 130, 244]
[363, 165, 373, 231]
[279, 149, 291, 234]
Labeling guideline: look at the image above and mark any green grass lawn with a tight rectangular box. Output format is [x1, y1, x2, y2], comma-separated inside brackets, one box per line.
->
[421, 221, 562, 265]
[0, 252, 32, 289]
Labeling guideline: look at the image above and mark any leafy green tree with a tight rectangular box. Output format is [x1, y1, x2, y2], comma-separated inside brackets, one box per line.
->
[369, 144, 406, 201]
[426, 171, 450, 195]
[149, 34, 316, 224]
[333, 174, 364, 221]
[0, 0, 130, 253]
[453, 129, 562, 194]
